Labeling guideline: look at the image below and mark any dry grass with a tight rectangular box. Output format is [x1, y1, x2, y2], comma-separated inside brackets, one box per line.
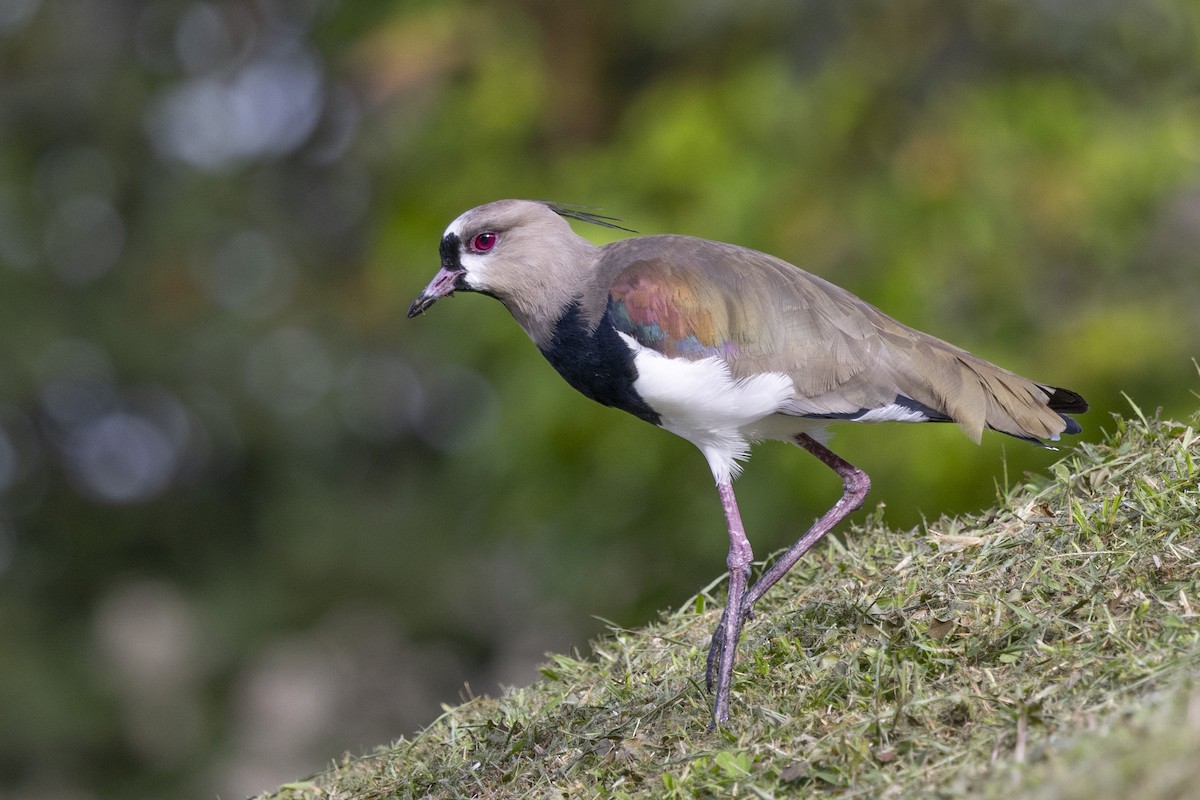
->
[260, 405, 1200, 799]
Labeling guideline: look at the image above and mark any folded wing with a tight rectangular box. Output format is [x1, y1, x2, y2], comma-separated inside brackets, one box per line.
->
[602, 235, 1086, 444]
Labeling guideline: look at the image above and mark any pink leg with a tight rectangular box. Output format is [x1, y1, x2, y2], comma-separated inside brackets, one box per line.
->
[707, 479, 753, 726]
[704, 433, 870, 726]
[746, 434, 870, 606]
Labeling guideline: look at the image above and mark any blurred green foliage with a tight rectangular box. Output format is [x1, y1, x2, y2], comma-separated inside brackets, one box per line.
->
[0, 1, 1198, 798]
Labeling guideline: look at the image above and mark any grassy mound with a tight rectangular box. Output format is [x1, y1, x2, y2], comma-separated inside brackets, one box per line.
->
[262, 407, 1200, 799]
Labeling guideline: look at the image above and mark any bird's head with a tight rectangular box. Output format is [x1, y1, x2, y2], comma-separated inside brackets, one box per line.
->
[407, 200, 630, 342]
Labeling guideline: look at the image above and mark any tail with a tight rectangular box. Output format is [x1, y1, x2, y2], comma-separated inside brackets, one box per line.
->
[1044, 386, 1088, 436]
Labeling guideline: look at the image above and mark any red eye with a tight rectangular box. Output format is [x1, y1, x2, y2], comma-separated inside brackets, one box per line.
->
[471, 232, 497, 252]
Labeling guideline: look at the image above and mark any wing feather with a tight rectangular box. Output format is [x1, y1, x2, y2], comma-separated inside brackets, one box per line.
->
[598, 235, 1083, 442]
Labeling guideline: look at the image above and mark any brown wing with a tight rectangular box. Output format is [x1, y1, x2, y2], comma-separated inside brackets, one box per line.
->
[600, 235, 1085, 443]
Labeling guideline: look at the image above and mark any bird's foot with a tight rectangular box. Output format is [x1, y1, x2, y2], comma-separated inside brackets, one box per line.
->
[704, 606, 755, 692]
[704, 575, 754, 729]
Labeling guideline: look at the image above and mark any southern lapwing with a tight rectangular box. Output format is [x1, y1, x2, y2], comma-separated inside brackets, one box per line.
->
[408, 199, 1087, 726]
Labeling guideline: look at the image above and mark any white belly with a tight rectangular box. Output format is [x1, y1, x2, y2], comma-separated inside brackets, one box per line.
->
[618, 333, 818, 482]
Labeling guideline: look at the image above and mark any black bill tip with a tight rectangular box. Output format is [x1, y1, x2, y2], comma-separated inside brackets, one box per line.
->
[406, 294, 438, 318]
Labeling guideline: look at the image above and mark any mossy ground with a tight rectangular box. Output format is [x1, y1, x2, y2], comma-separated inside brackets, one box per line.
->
[262, 406, 1200, 799]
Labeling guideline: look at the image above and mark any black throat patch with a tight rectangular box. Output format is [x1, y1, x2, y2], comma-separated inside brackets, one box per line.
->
[538, 302, 661, 426]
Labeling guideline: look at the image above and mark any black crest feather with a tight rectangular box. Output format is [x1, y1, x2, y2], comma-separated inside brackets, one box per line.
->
[542, 201, 637, 234]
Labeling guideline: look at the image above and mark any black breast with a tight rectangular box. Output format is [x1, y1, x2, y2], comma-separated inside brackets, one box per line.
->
[538, 302, 661, 426]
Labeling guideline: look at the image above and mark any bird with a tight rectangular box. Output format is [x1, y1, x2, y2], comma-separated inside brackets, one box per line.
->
[407, 199, 1087, 727]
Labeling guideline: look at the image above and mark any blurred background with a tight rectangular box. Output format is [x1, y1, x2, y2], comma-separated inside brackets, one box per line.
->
[2, 0, 1198, 797]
